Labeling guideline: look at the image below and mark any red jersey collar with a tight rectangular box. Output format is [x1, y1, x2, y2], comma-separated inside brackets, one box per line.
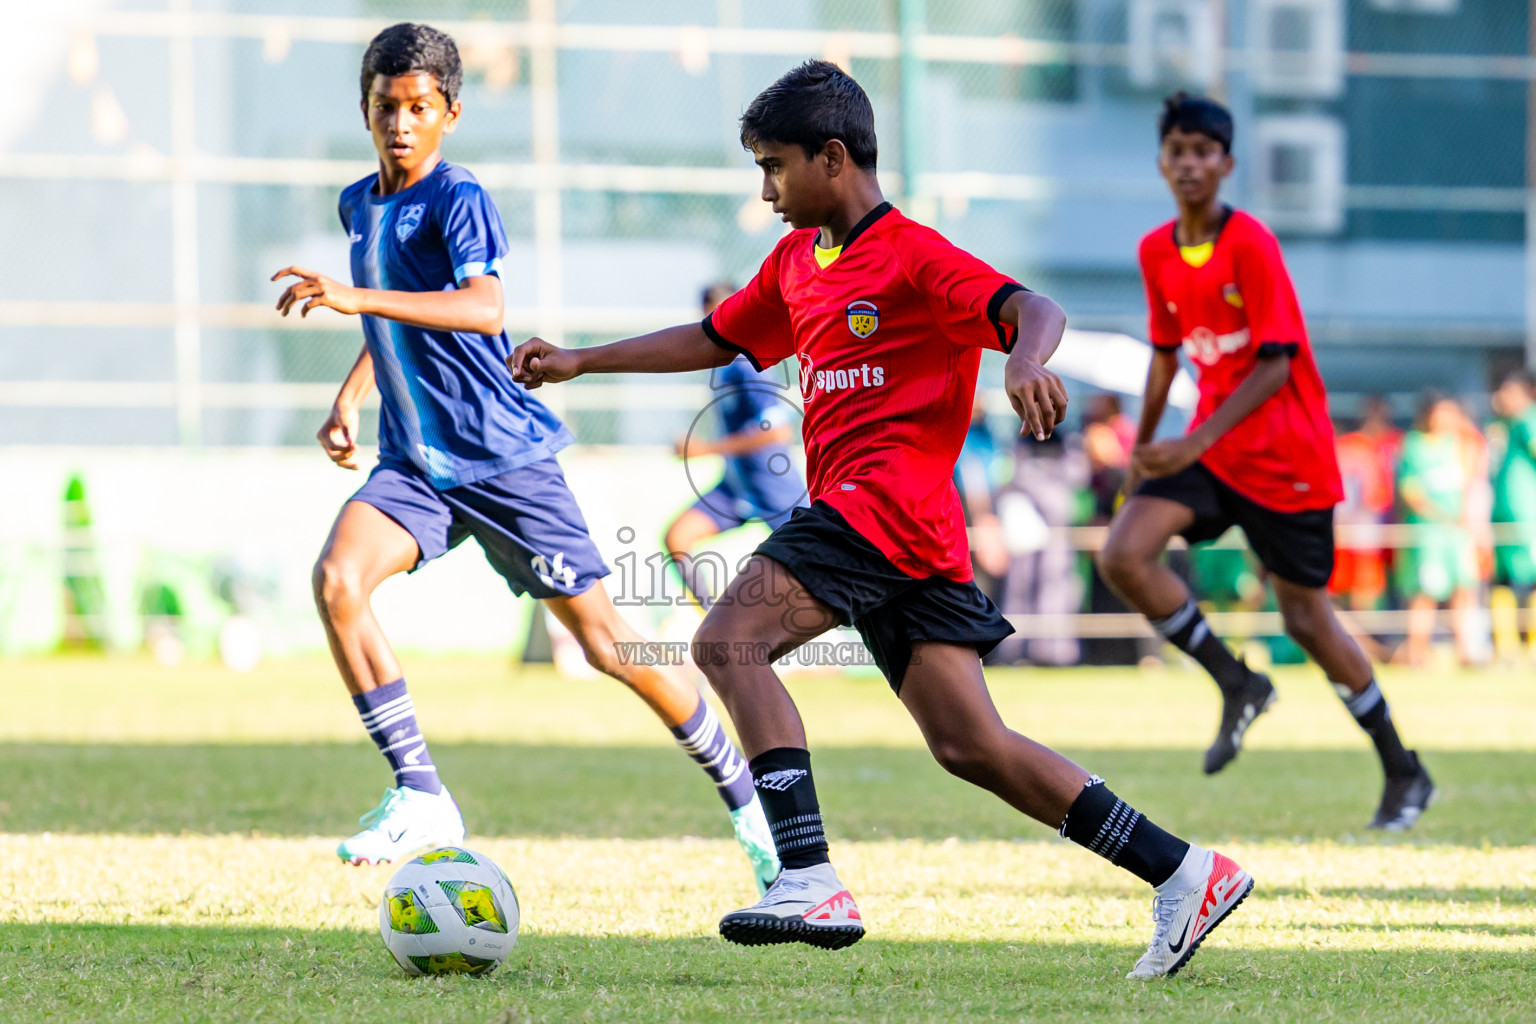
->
[811, 201, 894, 258]
[1170, 204, 1234, 250]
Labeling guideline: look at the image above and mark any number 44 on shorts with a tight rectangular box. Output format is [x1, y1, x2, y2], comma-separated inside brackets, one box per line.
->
[531, 551, 577, 589]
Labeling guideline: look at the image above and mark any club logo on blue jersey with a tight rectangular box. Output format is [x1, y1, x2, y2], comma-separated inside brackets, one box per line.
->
[395, 203, 427, 243]
[846, 300, 879, 339]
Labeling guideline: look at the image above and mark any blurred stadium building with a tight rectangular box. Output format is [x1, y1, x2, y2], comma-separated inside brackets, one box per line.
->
[2, 0, 1533, 658]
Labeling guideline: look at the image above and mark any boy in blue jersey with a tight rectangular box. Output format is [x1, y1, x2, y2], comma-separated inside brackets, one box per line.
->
[665, 283, 808, 607]
[270, 23, 778, 889]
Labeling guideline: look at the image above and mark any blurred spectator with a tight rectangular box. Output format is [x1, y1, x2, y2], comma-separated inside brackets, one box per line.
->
[991, 432, 1088, 666]
[1082, 393, 1133, 522]
[1079, 391, 1169, 666]
[1457, 399, 1495, 590]
[1395, 394, 1479, 666]
[1331, 397, 1400, 614]
[955, 394, 1009, 595]
[1487, 371, 1536, 661]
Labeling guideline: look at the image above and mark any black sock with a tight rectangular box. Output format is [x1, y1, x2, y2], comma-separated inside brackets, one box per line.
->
[1151, 597, 1248, 695]
[749, 747, 829, 870]
[1336, 680, 1417, 778]
[1058, 777, 1189, 887]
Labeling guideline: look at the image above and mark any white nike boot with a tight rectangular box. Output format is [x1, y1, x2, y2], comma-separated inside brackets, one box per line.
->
[1128, 845, 1253, 979]
[336, 786, 466, 866]
[718, 861, 864, 950]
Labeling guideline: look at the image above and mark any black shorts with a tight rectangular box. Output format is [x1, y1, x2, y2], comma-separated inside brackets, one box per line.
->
[753, 501, 1014, 692]
[1136, 462, 1335, 589]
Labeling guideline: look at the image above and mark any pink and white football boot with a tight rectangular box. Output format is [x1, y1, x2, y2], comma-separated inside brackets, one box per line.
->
[718, 862, 864, 950]
[1127, 845, 1253, 979]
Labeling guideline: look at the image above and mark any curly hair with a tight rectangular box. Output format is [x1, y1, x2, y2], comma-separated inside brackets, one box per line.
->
[360, 23, 463, 105]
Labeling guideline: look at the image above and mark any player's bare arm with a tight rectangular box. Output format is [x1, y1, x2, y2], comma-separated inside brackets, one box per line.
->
[271, 267, 504, 336]
[1121, 348, 1181, 495]
[1133, 352, 1290, 480]
[509, 321, 733, 389]
[317, 345, 376, 471]
[676, 423, 794, 460]
[999, 289, 1069, 441]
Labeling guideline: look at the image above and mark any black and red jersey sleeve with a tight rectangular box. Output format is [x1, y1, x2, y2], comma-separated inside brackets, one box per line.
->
[702, 239, 797, 371]
[1232, 221, 1304, 359]
[1139, 238, 1183, 352]
[893, 224, 1026, 353]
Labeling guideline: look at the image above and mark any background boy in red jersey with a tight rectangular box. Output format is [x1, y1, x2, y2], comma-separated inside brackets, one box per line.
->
[511, 62, 1252, 980]
[1097, 93, 1434, 831]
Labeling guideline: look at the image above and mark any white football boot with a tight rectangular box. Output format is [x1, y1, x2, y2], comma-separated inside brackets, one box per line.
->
[337, 785, 466, 866]
[1128, 845, 1253, 979]
[718, 861, 864, 950]
[729, 796, 782, 895]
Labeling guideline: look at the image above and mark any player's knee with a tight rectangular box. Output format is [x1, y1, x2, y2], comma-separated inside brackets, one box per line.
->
[662, 526, 687, 561]
[690, 616, 736, 685]
[312, 557, 367, 622]
[928, 731, 1003, 787]
[1280, 600, 1326, 648]
[579, 630, 624, 678]
[1096, 542, 1142, 589]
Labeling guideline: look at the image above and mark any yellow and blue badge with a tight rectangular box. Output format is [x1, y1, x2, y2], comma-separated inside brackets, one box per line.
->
[846, 300, 879, 338]
[1222, 283, 1244, 308]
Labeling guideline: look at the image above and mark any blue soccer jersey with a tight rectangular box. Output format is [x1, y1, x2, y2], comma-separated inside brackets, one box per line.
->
[339, 161, 572, 489]
[715, 355, 804, 510]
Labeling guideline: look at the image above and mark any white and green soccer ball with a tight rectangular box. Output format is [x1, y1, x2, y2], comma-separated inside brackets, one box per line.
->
[378, 846, 520, 976]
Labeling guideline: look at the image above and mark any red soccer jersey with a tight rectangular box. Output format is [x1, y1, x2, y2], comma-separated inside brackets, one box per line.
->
[1139, 208, 1343, 512]
[704, 203, 1024, 581]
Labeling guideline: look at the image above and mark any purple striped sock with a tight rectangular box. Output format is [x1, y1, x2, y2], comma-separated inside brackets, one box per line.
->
[671, 697, 754, 811]
[352, 678, 442, 795]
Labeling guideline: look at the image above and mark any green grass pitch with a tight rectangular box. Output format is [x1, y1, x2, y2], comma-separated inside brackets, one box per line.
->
[2, 656, 1533, 1022]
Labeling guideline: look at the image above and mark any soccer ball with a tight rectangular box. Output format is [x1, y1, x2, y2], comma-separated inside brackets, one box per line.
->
[378, 846, 520, 976]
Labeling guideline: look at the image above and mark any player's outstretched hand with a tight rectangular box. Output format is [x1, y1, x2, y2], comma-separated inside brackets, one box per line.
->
[507, 337, 581, 389]
[1132, 438, 1202, 480]
[317, 404, 362, 470]
[272, 266, 363, 318]
[1004, 356, 1069, 441]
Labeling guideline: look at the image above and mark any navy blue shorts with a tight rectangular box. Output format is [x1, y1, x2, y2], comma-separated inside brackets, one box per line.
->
[690, 478, 805, 532]
[351, 457, 610, 599]
[754, 501, 1014, 693]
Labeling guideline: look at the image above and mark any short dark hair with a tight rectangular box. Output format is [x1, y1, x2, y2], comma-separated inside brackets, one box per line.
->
[1159, 91, 1233, 153]
[360, 23, 463, 106]
[739, 61, 878, 169]
[1415, 389, 1450, 429]
[701, 281, 736, 309]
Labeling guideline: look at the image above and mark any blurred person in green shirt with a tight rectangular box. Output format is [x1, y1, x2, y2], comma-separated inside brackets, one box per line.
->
[1487, 372, 1536, 661]
[1395, 394, 1478, 666]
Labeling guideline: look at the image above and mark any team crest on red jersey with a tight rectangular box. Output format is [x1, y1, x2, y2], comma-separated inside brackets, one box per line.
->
[846, 300, 879, 338]
[1222, 283, 1244, 308]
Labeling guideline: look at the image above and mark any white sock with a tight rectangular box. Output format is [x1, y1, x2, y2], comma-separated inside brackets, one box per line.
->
[1156, 843, 1210, 894]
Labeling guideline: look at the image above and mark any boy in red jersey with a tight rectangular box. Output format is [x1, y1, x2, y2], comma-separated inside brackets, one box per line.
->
[1098, 93, 1434, 830]
[511, 62, 1251, 979]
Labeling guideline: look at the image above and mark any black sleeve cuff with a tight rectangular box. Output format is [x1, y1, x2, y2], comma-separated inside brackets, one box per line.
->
[985, 282, 1029, 353]
[1256, 341, 1299, 360]
[1153, 342, 1183, 352]
[700, 313, 764, 372]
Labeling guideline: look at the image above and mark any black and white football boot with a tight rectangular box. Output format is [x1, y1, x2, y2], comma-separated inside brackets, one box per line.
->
[1369, 752, 1436, 831]
[1203, 667, 1277, 775]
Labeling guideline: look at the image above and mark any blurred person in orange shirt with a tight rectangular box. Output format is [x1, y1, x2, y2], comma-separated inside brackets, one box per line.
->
[1330, 397, 1400, 615]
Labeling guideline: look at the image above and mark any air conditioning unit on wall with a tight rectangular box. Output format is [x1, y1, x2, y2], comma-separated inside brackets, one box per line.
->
[1253, 0, 1344, 98]
[1253, 114, 1346, 235]
[1369, 0, 1458, 12]
[1128, 0, 1221, 91]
